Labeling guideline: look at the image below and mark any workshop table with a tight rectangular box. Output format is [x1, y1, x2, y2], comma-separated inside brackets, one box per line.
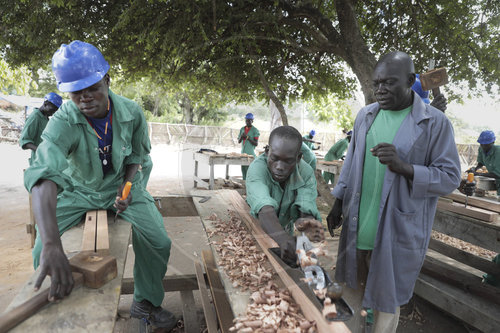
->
[316, 159, 344, 186]
[193, 152, 254, 190]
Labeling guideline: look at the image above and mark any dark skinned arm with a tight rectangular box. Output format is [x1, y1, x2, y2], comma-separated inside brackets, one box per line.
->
[246, 137, 258, 147]
[258, 205, 296, 264]
[31, 179, 74, 301]
[22, 143, 38, 152]
[371, 143, 414, 179]
[114, 163, 138, 213]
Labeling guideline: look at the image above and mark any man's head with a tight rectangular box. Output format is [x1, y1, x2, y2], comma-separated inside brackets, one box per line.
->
[266, 126, 303, 183]
[372, 51, 415, 111]
[309, 129, 316, 138]
[245, 113, 254, 126]
[478, 130, 496, 153]
[40, 92, 62, 117]
[52, 40, 110, 118]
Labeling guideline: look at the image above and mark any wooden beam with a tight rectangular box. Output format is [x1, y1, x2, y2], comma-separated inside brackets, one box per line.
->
[202, 250, 235, 333]
[96, 210, 109, 253]
[444, 192, 500, 213]
[421, 256, 500, 306]
[437, 201, 498, 222]
[194, 260, 218, 333]
[428, 238, 500, 277]
[121, 274, 199, 295]
[81, 210, 97, 252]
[223, 190, 350, 333]
[180, 290, 201, 333]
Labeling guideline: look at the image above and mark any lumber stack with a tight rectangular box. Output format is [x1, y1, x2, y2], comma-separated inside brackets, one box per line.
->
[438, 191, 499, 223]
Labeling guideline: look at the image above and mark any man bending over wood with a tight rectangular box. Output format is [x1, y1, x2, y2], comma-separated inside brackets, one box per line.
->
[246, 126, 324, 264]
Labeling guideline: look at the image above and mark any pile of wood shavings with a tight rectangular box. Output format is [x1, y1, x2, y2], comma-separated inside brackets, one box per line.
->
[431, 231, 496, 259]
[206, 212, 316, 332]
[231, 281, 316, 332]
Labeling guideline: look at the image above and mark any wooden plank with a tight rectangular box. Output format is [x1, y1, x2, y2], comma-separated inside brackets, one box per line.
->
[428, 238, 500, 277]
[437, 200, 498, 222]
[81, 210, 97, 252]
[421, 256, 500, 306]
[444, 191, 500, 213]
[121, 275, 199, 294]
[223, 190, 350, 333]
[414, 274, 500, 333]
[433, 210, 500, 253]
[96, 210, 109, 252]
[194, 260, 218, 333]
[6, 214, 132, 333]
[202, 250, 235, 333]
[180, 290, 201, 333]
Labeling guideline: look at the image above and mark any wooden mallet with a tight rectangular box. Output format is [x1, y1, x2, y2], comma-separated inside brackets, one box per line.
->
[420, 67, 448, 97]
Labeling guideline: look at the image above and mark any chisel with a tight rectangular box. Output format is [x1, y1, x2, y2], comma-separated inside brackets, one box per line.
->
[114, 181, 132, 222]
[464, 172, 474, 208]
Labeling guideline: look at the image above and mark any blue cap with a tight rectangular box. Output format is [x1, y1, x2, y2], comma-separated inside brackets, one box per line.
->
[44, 92, 63, 108]
[477, 130, 496, 144]
[412, 74, 430, 104]
[346, 130, 353, 136]
[309, 129, 316, 137]
[245, 113, 254, 120]
[52, 40, 110, 92]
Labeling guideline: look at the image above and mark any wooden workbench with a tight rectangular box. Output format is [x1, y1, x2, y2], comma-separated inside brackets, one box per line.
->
[316, 160, 343, 186]
[193, 152, 254, 190]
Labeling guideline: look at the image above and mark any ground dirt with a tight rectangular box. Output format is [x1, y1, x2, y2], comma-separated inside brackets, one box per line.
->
[0, 142, 478, 332]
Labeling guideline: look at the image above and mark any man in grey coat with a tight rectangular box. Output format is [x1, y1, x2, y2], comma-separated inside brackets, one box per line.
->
[327, 51, 461, 333]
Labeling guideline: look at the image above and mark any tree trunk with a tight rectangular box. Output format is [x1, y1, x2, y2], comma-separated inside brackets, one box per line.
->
[253, 59, 289, 126]
[180, 95, 194, 124]
[269, 99, 283, 131]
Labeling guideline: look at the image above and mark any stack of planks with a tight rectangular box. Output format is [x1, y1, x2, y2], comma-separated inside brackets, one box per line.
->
[438, 191, 499, 223]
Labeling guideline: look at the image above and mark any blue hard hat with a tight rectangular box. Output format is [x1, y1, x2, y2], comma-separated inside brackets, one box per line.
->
[346, 130, 353, 136]
[412, 74, 430, 104]
[52, 40, 110, 92]
[309, 129, 316, 137]
[245, 113, 254, 120]
[477, 130, 496, 144]
[44, 92, 63, 108]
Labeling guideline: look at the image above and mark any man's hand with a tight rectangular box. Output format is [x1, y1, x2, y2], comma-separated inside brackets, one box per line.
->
[327, 199, 343, 236]
[114, 183, 133, 214]
[430, 93, 447, 112]
[463, 181, 476, 196]
[371, 143, 414, 179]
[35, 244, 74, 301]
[295, 218, 325, 242]
[240, 132, 247, 139]
[275, 232, 297, 265]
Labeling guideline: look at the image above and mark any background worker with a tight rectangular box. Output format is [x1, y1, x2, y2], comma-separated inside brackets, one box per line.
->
[323, 131, 352, 184]
[412, 73, 447, 112]
[469, 130, 500, 196]
[238, 112, 259, 180]
[300, 142, 317, 170]
[246, 126, 324, 264]
[24, 41, 175, 330]
[19, 92, 62, 165]
[327, 51, 460, 333]
[303, 129, 320, 150]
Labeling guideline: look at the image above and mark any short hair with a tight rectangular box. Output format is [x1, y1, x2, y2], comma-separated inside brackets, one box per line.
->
[375, 51, 415, 74]
[269, 126, 303, 154]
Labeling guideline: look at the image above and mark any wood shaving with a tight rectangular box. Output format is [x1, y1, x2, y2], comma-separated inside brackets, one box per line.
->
[431, 231, 495, 259]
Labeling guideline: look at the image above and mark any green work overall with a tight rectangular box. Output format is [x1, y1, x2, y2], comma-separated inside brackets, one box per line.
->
[238, 125, 260, 180]
[24, 90, 171, 307]
[323, 138, 349, 184]
[19, 108, 49, 166]
[477, 145, 500, 195]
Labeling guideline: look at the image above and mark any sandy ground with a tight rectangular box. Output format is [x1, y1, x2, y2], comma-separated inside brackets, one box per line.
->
[0, 142, 473, 332]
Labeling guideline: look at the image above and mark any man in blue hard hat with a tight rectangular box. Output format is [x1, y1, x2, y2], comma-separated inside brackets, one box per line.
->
[24, 41, 175, 329]
[323, 131, 352, 185]
[469, 130, 500, 195]
[303, 129, 320, 150]
[412, 73, 447, 112]
[19, 92, 62, 165]
[238, 112, 259, 180]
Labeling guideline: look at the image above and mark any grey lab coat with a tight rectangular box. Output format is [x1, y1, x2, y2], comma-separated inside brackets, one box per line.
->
[332, 94, 461, 313]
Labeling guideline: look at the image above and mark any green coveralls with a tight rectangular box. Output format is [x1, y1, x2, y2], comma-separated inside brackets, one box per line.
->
[24, 90, 171, 307]
[238, 125, 260, 180]
[477, 145, 500, 195]
[19, 108, 49, 165]
[323, 138, 349, 184]
[300, 142, 317, 170]
[245, 154, 321, 234]
[303, 135, 316, 150]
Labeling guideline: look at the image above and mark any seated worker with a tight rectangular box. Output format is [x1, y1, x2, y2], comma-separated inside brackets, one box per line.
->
[303, 129, 320, 150]
[24, 41, 175, 330]
[412, 73, 447, 112]
[469, 130, 500, 196]
[300, 142, 317, 170]
[238, 112, 259, 180]
[323, 131, 352, 184]
[246, 126, 324, 264]
[19, 92, 62, 165]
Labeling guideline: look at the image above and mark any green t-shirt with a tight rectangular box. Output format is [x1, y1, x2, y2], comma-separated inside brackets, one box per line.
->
[477, 145, 500, 194]
[357, 106, 412, 250]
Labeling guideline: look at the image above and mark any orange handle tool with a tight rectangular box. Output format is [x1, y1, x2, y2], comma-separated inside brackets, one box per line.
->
[120, 181, 132, 200]
[466, 172, 474, 183]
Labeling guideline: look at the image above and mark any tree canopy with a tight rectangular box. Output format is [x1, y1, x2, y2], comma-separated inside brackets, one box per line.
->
[1, 0, 498, 125]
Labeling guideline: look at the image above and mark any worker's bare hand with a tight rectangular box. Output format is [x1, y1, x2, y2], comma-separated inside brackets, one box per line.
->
[295, 218, 325, 242]
[114, 184, 133, 213]
[35, 244, 74, 301]
[371, 143, 413, 177]
[274, 232, 297, 266]
[430, 93, 447, 112]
